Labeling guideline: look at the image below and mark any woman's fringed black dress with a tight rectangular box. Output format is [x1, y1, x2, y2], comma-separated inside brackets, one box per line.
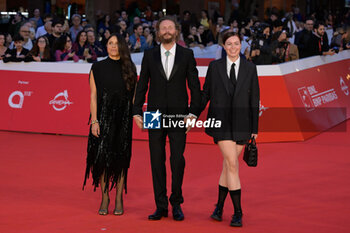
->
[83, 57, 133, 192]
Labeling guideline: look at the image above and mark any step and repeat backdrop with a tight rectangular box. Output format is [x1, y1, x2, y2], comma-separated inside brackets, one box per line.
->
[1, 51, 349, 143]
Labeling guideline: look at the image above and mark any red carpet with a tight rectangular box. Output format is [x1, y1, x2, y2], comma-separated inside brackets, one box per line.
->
[1, 120, 350, 233]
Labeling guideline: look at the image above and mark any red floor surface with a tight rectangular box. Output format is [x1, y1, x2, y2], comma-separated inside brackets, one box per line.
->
[1, 120, 350, 233]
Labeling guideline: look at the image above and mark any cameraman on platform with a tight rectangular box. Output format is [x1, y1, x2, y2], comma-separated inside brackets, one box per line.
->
[248, 23, 273, 65]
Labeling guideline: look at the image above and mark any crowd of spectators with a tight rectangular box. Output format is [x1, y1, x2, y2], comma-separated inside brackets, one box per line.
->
[0, 5, 350, 65]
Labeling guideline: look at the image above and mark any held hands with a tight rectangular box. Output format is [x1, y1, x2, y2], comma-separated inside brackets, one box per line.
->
[33, 56, 41, 62]
[91, 122, 100, 137]
[184, 115, 196, 134]
[326, 49, 336, 56]
[133, 115, 143, 129]
[134, 41, 141, 49]
[68, 51, 75, 57]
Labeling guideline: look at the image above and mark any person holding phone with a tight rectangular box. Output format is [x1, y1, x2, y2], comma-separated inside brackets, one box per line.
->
[54, 35, 79, 62]
[72, 30, 97, 62]
[129, 24, 149, 52]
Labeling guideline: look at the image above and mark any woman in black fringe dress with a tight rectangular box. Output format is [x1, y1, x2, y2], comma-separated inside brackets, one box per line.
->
[83, 33, 137, 216]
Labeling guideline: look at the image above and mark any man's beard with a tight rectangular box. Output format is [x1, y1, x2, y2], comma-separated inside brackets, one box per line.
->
[317, 32, 324, 37]
[159, 32, 176, 44]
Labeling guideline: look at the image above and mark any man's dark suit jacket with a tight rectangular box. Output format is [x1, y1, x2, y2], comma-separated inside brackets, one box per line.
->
[202, 56, 260, 141]
[306, 33, 330, 57]
[133, 44, 201, 117]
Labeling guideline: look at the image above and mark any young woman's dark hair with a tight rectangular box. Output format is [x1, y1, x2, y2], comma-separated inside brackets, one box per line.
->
[28, 36, 51, 59]
[107, 33, 137, 91]
[53, 34, 71, 51]
[75, 30, 87, 44]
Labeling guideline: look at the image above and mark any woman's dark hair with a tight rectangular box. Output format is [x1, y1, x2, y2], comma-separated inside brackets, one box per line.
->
[29, 36, 51, 58]
[53, 34, 72, 51]
[229, 18, 239, 26]
[201, 10, 209, 19]
[103, 14, 111, 23]
[75, 30, 87, 44]
[0, 32, 6, 44]
[222, 31, 242, 44]
[133, 23, 142, 31]
[107, 33, 137, 91]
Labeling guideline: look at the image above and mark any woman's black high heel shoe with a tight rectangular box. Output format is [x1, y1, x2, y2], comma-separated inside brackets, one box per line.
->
[98, 198, 110, 215]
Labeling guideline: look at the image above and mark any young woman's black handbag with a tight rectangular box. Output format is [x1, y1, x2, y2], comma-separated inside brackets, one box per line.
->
[243, 137, 258, 167]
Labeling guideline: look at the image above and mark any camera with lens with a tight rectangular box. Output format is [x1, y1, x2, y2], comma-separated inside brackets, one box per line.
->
[278, 40, 290, 49]
[250, 23, 269, 51]
[332, 46, 339, 53]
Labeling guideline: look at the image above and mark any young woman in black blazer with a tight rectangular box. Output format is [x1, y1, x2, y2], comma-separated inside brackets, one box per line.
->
[202, 32, 260, 227]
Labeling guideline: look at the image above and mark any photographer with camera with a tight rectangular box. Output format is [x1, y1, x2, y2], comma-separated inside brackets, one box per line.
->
[247, 23, 273, 65]
[306, 21, 335, 57]
[271, 30, 299, 63]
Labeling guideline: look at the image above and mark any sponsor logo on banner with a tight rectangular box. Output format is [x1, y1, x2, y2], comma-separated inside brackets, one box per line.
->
[8, 91, 33, 109]
[259, 101, 269, 117]
[298, 85, 338, 112]
[340, 77, 349, 96]
[49, 90, 73, 111]
[298, 87, 315, 112]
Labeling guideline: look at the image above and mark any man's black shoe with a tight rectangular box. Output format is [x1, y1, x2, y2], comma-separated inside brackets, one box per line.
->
[148, 209, 168, 220]
[172, 205, 184, 221]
